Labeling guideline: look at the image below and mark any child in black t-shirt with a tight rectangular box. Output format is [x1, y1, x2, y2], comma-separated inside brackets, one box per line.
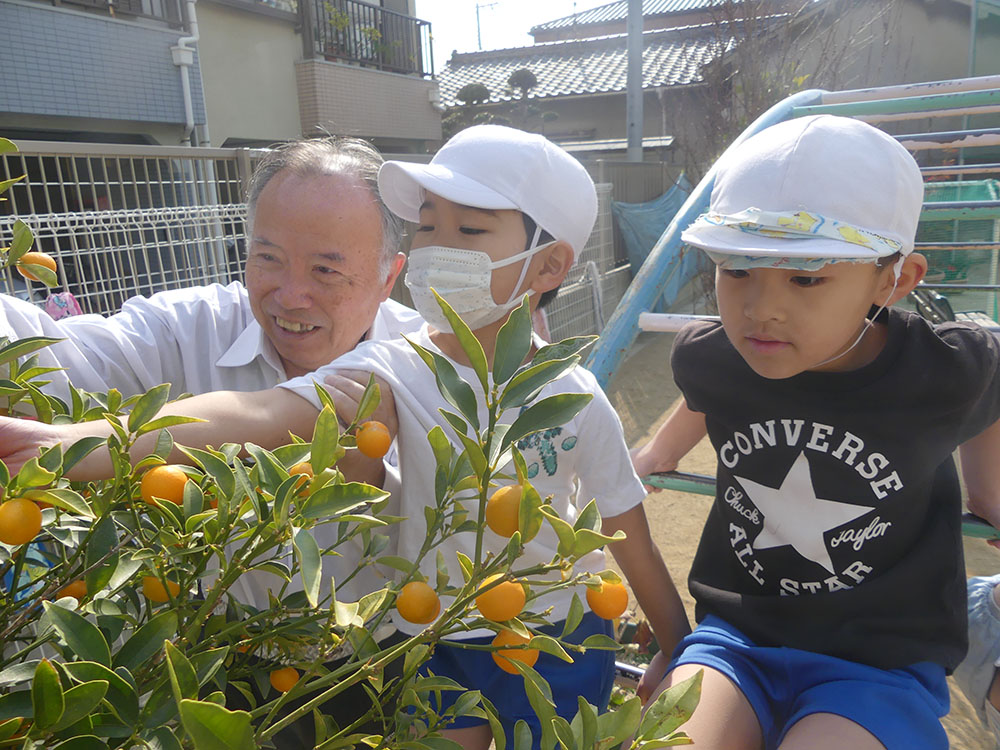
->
[631, 114, 1000, 750]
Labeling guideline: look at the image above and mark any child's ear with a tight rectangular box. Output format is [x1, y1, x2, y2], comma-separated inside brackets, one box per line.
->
[878, 252, 927, 306]
[530, 242, 575, 294]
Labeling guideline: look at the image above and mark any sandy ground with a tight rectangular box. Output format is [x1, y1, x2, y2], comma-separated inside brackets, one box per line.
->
[603, 331, 1000, 750]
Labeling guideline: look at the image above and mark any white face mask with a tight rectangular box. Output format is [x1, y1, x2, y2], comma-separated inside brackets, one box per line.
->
[405, 226, 555, 333]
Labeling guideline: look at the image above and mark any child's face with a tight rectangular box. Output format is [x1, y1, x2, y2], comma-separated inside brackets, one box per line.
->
[414, 193, 545, 306]
[715, 260, 894, 379]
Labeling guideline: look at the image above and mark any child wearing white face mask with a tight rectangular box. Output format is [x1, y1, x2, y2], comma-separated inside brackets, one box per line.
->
[280, 124, 691, 749]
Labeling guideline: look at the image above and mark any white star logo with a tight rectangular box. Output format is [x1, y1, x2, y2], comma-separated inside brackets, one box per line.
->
[734, 452, 873, 574]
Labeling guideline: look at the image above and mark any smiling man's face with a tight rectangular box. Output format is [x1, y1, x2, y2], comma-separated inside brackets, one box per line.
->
[245, 169, 396, 377]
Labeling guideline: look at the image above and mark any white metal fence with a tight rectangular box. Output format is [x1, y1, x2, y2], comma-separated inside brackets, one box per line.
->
[2, 142, 637, 334]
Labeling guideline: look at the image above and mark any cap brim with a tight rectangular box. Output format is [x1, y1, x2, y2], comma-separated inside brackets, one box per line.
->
[680, 222, 892, 260]
[378, 161, 519, 223]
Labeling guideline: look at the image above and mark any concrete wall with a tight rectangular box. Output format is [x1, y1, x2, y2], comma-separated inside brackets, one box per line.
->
[196, 1, 302, 145]
[1, 0, 205, 136]
[296, 59, 442, 142]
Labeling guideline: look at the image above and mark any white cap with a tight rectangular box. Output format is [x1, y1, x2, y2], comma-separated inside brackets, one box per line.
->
[378, 125, 598, 260]
[681, 115, 924, 261]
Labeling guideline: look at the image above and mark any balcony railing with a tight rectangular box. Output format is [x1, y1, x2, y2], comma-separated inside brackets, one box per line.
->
[54, 0, 184, 26]
[308, 0, 433, 78]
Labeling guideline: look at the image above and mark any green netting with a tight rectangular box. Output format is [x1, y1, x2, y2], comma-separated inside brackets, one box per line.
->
[917, 179, 1000, 320]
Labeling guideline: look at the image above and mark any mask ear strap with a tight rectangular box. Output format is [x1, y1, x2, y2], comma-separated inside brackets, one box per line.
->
[503, 225, 545, 305]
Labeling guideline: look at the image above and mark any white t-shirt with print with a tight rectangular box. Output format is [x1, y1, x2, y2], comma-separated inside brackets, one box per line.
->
[279, 324, 647, 636]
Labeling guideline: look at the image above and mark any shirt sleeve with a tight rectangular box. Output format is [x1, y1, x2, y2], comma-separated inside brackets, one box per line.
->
[939, 323, 1000, 442]
[573, 383, 648, 519]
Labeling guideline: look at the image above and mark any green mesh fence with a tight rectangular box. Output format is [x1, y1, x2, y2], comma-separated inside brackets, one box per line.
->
[917, 179, 1000, 320]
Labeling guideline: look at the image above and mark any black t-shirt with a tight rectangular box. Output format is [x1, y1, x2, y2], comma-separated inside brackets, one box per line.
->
[673, 308, 1000, 672]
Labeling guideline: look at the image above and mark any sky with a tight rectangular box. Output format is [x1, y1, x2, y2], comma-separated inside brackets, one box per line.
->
[414, 0, 614, 72]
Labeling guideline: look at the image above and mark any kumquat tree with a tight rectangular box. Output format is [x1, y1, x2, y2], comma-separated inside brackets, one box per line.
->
[0, 171, 700, 747]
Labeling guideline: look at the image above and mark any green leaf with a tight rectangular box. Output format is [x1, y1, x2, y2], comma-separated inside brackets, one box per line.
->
[19, 262, 58, 287]
[579, 634, 620, 651]
[145, 726, 183, 750]
[43, 601, 112, 667]
[0, 718, 21, 742]
[32, 659, 64, 730]
[85, 516, 119, 595]
[292, 526, 322, 608]
[456, 551, 474, 583]
[15, 455, 56, 489]
[113, 610, 178, 672]
[310, 405, 342, 473]
[178, 446, 235, 501]
[530, 336, 596, 368]
[354, 372, 382, 424]
[479, 695, 506, 750]
[520, 665, 557, 750]
[0, 336, 63, 368]
[453, 431, 487, 477]
[499, 356, 581, 411]
[551, 715, 575, 750]
[333, 599, 363, 627]
[178, 699, 255, 750]
[50, 737, 108, 750]
[136, 415, 204, 437]
[165, 641, 199, 712]
[62, 661, 138, 725]
[10, 220, 34, 260]
[637, 670, 702, 740]
[561, 594, 584, 639]
[406, 337, 480, 431]
[541, 506, 576, 558]
[595, 694, 642, 747]
[527, 635, 573, 663]
[572, 500, 600, 533]
[576, 696, 597, 750]
[48, 680, 108, 732]
[432, 289, 489, 392]
[127, 383, 172, 434]
[427, 425, 453, 471]
[298, 482, 388, 519]
[0, 138, 18, 155]
[501, 393, 593, 453]
[513, 719, 533, 750]
[63, 436, 106, 474]
[0, 691, 31, 722]
[25, 487, 93, 518]
[244, 443, 286, 492]
[518, 481, 544, 544]
[493, 296, 532, 386]
[572, 528, 624, 559]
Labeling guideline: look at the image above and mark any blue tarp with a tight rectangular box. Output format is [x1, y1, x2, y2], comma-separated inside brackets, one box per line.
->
[612, 175, 705, 313]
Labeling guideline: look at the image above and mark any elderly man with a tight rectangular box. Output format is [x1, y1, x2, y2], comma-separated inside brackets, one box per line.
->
[0, 136, 421, 402]
[0, 137, 421, 748]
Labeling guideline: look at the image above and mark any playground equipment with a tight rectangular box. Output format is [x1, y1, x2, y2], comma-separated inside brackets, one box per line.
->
[587, 74, 1000, 539]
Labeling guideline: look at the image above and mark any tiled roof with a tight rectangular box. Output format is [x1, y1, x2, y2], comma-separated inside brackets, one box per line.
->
[531, 0, 735, 33]
[438, 28, 724, 107]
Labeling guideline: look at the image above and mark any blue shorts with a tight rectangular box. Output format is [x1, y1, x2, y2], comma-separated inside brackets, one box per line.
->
[670, 615, 950, 750]
[421, 612, 614, 749]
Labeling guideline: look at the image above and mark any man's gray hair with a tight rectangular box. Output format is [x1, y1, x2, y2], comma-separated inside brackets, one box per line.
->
[246, 136, 404, 280]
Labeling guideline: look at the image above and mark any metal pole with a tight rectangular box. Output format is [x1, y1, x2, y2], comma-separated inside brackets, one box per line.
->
[626, 0, 643, 162]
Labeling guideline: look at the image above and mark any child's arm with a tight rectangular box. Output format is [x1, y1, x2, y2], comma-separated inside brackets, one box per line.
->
[961, 417, 1000, 546]
[630, 398, 707, 485]
[0, 387, 385, 485]
[603, 503, 691, 697]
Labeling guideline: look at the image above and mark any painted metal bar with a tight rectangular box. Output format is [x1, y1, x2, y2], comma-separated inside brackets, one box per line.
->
[819, 74, 1000, 106]
[919, 205, 1000, 220]
[638, 312, 719, 332]
[922, 163, 1000, 176]
[920, 283, 1000, 291]
[856, 104, 1000, 125]
[645, 472, 1000, 538]
[917, 243, 1000, 251]
[897, 128, 1000, 152]
[793, 89, 1000, 119]
[585, 88, 826, 387]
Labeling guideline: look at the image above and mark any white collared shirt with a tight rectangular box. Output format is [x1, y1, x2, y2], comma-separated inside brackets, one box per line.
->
[0, 282, 423, 400]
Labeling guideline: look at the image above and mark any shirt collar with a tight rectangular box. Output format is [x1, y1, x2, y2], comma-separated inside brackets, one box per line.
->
[215, 318, 286, 377]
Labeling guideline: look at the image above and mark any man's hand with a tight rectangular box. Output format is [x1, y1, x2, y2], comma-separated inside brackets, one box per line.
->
[630, 443, 678, 494]
[323, 371, 397, 441]
[0, 416, 65, 475]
